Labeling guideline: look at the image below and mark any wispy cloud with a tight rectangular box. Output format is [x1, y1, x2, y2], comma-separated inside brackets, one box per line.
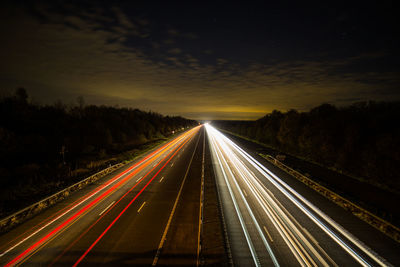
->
[167, 48, 182, 54]
[0, 3, 398, 120]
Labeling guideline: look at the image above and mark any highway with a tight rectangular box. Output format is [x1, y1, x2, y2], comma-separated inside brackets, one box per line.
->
[1, 124, 399, 266]
[206, 124, 399, 267]
[0, 126, 204, 266]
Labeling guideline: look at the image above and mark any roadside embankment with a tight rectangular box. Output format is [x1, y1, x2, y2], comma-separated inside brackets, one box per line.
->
[218, 128, 400, 224]
[0, 130, 188, 233]
[261, 153, 400, 243]
[0, 162, 123, 233]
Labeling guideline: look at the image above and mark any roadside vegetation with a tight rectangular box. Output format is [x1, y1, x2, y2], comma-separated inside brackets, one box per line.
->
[213, 102, 400, 193]
[0, 88, 197, 217]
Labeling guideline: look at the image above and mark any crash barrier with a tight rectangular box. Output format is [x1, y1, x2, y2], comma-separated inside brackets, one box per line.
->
[260, 153, 400, 243]
[0, 162, 124, 233]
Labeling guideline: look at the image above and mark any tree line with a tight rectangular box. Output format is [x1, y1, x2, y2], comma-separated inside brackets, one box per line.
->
[0, 88, 197, 216]
[213, 102, 400, 192]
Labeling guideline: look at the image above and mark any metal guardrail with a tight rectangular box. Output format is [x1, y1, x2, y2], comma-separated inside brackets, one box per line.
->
[0, 162, 125, 233]
[0, 130, 191, 234]
[260, 153, 400, 243]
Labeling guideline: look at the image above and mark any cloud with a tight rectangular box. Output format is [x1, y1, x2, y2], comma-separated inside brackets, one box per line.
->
[136, 18, 149, 26]
[163, 39, 175, 45]
[167, 48, 182, 54]
[0, 3, 398, 121]
[217, 58, 228, 65]
[167, 28, 179, 36]
[184, 33, 198, 39]
[112, 7, 136, 29]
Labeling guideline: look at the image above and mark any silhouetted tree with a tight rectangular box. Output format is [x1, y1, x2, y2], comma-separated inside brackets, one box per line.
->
[0, 88, 197, 216]
[213, 102, 400, 191]
[16, 87, 28, 103]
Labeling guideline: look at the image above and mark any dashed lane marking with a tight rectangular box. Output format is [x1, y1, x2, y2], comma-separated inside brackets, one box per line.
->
[99, 201, 115, 216]
[243, 189, 248, 197]
[263, 226, 274, 243]
[137, 202, 146, 213]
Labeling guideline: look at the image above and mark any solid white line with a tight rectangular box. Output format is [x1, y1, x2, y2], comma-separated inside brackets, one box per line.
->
[211, 135, 261, 267]
[216, 127, 386, 266]
[159, 177, 164, 183]
[301, 226, 339, 267]
[137, 202, 146, 213]
[208, 128, 280, 266]
[152, 131, 201, 266]
[99, 201, 115, 216]
[0, 129, 194, 259]
[197, 128, 206, 267]
[0, 162, 144, 258]
[212, 127, 329, 265]
[234, 146, 374, 266]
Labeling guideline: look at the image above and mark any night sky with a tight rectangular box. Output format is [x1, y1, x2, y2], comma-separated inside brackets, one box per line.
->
[1, 1, 399, 120]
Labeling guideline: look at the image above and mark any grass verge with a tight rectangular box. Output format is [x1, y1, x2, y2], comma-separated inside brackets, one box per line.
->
[260, 153, 400, 243]
[0, 129, 187, 233]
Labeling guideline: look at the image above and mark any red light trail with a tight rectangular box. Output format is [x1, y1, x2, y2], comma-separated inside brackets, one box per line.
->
[4, 127, 199, 266]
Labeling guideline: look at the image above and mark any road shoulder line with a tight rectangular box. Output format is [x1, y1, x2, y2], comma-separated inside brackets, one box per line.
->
[152, 130, 201, 266]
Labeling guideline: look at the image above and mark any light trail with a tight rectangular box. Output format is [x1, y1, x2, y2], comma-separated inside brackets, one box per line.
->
[211, 133, 262, 267]
[210, 127, 319, 266]
[152, 129, 201, 267]
[206, 124, 392, 267]
[0, 129, 192, 259]
[229, 152, 321, 266]
[73, 127, 197, 266]
[216, 135, 328, 266]
[227, 134, 391, 266]
[208, 127, 279, 267]
[3, 127, 199, 266]
[48, 129, 198, 266]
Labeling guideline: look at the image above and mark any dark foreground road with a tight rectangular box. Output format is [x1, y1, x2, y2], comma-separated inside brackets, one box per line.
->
[0, 126, 208, 266]
[207, 124, 400, 266]
[2, 123, 399, 267]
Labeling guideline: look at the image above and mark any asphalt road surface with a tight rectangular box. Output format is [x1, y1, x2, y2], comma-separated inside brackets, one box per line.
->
[206, 124, 400, 267]
[0, 126, 204, 266]
[1, 124, 399, 266]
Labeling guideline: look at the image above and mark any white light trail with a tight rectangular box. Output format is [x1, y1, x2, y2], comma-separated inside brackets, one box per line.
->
[210, 131, 262, 267]
[206, 124, 392, 267]
[208, 126, 279, 267]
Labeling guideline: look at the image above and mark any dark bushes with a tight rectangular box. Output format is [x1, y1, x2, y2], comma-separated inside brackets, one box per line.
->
[213, 102, 400, 192]
[0, 88, 197, 216]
